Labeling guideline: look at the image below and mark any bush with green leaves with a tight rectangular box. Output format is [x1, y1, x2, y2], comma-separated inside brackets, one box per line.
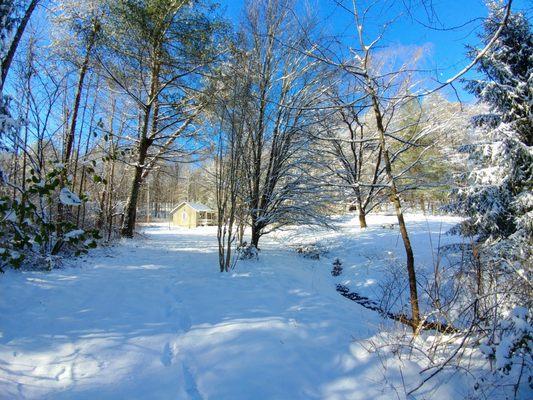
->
[0, 164, 100, 272]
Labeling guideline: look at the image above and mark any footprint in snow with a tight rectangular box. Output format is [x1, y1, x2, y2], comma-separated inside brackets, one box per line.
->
[179, 311, 192, 332]
[165, 307, 192, 333]
[183, 363, 202, 399]
[161, 342, 174, 367]
[164, 293, 190, 331]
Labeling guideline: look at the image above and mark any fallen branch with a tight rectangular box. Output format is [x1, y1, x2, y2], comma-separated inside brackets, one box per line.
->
[335, 284, 460, 334]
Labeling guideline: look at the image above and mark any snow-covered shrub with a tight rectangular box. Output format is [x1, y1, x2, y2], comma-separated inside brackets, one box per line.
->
[237, 242, 259, 260]
[331, 258, 343, 276]
[472, 307, 533, 398]
[295, 244, 325, 260]
[0, 164, 100, 271]
[484, 307, 532, 376]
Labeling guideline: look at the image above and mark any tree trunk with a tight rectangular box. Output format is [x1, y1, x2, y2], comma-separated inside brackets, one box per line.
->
[371, 92, 421, 332]
[473, 244, 483, 321]
[238, 222, 245, 246]
[19, 83, 30, 224]
[62, 44, 93, 168]
[106, 143, 117, 241]
[251, 222, 261, 248]
[358, 210, 368, 228]
[0, 0, 39, 91]
[58, 33, 96, 224]
[419, 197, 426, 215]
[120, 46, 160, 237]
[392, 192, 420, 331]
[121, 133, 151, 238]
[71, 75, 92, 193]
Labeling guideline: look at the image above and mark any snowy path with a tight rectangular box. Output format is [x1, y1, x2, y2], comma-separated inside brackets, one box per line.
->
[0, 216, 466, 399]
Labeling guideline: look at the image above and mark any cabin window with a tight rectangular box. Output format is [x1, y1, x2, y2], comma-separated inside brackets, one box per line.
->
[182, 211, 188, 222]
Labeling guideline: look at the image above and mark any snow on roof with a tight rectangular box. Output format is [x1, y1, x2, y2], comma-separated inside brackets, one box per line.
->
[187, 202, 214, 212]
[170, 201, 214, 214]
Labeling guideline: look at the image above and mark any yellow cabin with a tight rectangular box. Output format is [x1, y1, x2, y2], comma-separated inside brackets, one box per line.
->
[170, 202, 216, 228]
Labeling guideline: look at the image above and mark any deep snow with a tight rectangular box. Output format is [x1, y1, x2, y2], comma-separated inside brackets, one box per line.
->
[0, 214, 471, 399]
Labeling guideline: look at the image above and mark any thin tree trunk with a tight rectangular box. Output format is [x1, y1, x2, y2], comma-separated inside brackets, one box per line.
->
[96, 163, 109, 230]
[473, 244, 483, 321]
[18, 57, 32, 224]
[78, 79, 101, 226]
[371, 92, 421, 332]
[58, 31, 96, 224]
[0, 0, 39, 91]
[10, 136, 19, 200]
[419, 197, 426, 215]
[62, 43, 93, 169]
[224, 204, 236, 272]
[72, 76, 91, 192]
[238, 220, 245, 246]
[106, 142, 117, 241]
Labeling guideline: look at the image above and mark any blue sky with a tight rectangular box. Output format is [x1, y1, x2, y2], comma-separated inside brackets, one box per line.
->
[18, 0, 532, 104]
[216, 0, 532, 101]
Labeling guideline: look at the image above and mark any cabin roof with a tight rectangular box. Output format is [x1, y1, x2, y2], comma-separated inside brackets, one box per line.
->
[170, 201, 214, 214]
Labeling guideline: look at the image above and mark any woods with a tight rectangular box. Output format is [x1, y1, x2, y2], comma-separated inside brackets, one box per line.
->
[0, 0, 531, 398]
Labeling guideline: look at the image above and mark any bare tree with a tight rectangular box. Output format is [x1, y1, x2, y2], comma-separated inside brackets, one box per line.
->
[239, 0, 330, 248]
[214, 104, 245, 271]
[313, 80, 385, 228]
[306, 1, 430, 331]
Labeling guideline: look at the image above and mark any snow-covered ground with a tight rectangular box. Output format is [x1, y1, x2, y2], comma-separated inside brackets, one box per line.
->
[0, 214, 471, 400]
[272, 214, 466, 317]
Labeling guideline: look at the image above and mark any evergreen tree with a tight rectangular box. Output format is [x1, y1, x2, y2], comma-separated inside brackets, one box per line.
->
[450, 3, 532, 393]
[454, 1, 532, 262]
